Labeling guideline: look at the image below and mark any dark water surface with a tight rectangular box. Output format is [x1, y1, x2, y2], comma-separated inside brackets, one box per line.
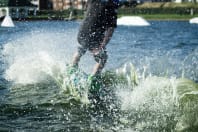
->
[0, 20, 198, 131]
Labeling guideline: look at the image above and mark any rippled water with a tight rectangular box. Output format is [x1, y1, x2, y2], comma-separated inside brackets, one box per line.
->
[0, 20, 198, 131]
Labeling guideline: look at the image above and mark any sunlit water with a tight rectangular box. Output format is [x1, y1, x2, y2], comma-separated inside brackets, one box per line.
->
[0, 20, 198, 131]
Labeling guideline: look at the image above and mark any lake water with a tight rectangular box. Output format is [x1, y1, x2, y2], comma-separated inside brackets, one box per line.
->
[0, 20, 198, 131]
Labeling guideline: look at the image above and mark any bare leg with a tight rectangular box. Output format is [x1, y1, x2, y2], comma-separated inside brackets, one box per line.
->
[92, 62, 105, 75]
[72, 46, 87, 67]
[72, 51, 81, 67]
[91, 49, 108, 76]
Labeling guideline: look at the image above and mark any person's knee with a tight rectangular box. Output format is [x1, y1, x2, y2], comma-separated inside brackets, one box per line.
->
[93, 50, 108, 66]
[77, 45, 87, 57]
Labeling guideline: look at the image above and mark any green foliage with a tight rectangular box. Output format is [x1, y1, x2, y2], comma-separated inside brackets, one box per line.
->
[0, 0, 8, 7]
[118, 7, 198, 15]
[26, 2, 198, 20]
[0, 0, 35, 7]
[32, 9, 84, 20]
[118, 2, 198, 17]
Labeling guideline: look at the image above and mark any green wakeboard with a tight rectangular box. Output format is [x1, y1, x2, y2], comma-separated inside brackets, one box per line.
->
[53, 63, 138, 103]
[53, 65, 104, 103]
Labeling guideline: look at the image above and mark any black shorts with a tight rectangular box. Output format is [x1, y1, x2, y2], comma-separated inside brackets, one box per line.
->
[77, 30, 105, 51]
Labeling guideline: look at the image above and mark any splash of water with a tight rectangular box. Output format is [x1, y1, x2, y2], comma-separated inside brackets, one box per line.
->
[1, 30, 92, 104]
[114, 63, 198, 131]
[5, 51, 65, 84]
[1, 24, 198, 131]
[2, 31, 76, 84]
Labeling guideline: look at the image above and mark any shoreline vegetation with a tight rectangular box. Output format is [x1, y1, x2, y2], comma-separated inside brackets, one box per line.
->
[3, 2, 198, 21]
[118, 2, 198, 20]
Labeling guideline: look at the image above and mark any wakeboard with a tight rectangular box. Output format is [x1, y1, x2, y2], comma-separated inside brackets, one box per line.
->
[52, 63, 138, 103]
[53, 65, 103, 102]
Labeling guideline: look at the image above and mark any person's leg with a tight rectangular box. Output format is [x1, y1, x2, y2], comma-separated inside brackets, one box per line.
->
[87, 49, 107, 92]
[72, 46, 87, 67]
[72, 52, 81, 67]
[92, 50, 108, 76]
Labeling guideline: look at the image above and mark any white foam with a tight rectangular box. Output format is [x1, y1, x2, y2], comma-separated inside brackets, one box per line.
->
[1, 15, 15, 27]
[2, 32, 77, 84]
[189, 17, 198, 24]
[117, 16, 150, 26]
[116, 76, 177, 111]
[115, 75, 180, 131]
[5, 51, 65, 84]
